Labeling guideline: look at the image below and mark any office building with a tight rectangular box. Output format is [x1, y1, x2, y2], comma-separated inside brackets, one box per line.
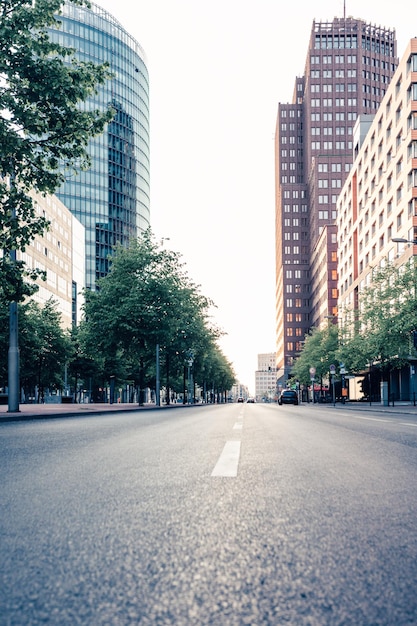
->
[20, 192, 85, 329]
[255, 353, 277, 401]
[48, 2, 150, 290]
[337, 38, 417, 399]
[274, 15, 398, 385]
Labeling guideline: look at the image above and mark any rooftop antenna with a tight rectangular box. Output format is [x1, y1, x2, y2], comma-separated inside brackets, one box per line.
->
[343, 0, 346, 19]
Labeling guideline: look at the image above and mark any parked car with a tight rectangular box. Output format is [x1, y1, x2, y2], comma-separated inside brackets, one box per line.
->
[278, 390, 298, 405]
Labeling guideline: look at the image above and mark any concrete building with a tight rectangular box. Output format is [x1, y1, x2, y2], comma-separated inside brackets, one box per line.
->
[48, 2, 150, 291]
[19, 192, 85, 329]
[274, 15, 398, 385]
[337, 38, 417, 360]
[255, 353, 277, 401]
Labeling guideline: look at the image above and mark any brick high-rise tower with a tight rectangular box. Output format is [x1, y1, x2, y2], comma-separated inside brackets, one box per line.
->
[274, 16, 398, 385]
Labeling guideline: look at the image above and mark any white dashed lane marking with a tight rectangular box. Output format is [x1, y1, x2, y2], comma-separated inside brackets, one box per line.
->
[211, 441, 241, 477]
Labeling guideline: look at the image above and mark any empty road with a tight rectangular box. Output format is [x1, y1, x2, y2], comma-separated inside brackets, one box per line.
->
[1, 402, 417, 625]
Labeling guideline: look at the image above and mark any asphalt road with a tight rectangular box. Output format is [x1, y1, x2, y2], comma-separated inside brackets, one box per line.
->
[1, 403, 417, 625]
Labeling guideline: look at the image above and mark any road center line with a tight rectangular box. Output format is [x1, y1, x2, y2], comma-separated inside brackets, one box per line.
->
[233, 423, 243, 430]
[211, 441, 241, 477]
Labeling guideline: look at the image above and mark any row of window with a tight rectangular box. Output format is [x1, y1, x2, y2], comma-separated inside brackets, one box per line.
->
[311, 127, 351, 135]
[317, 178, 343, 187]
[311, 83, 358, 92]
[310, 98, 359, 107]
[313, 34, 394, 56]
[284, 218, 308, 227]
[314, 34, 358, 50]
[311, 141, 353, 150]
[283, 247, 309, 256]
[285, 298, 309, 307]
[311, 69, 357, 78]
[311, 54, 357, 64]
[310, 112, 357, 121]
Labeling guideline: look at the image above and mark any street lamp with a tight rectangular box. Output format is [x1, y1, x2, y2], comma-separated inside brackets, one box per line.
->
[392, 237, 417, 245]
[187, 351, 194, 404]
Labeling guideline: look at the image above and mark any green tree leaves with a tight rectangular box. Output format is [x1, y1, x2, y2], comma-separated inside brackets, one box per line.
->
[0, 298, 71, 399]
[80, 230, 235, 398]
[0, 0, 114, 302]
[292, 260, 417, 386]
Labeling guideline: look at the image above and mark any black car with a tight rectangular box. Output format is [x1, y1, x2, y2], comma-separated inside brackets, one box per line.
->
[278, 390, 298, 405]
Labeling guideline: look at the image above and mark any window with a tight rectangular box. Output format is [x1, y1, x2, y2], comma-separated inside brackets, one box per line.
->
[397, 211, 403, 228]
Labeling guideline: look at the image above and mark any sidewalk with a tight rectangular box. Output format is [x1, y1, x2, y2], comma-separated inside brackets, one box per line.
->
[0, 401, 184, 423]
[318, 400, 417, 417]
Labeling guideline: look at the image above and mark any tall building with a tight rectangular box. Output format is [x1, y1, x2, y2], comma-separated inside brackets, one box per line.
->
[48, 2, 150, 290]
[255, 353, 277, 401]
[337, 39, 417, 398]
[274, 15, 398, 384]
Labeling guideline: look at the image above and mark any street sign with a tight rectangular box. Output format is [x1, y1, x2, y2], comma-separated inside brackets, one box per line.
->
[309, 367, 316, 375]
[330, 364, 336, 374]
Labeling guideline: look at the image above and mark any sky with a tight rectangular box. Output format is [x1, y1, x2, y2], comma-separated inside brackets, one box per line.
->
[95, 0, 412, 392]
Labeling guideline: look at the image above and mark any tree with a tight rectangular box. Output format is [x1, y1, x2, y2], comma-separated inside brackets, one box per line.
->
[290, 324, 339, 389]
[0, 0, 113, 300]
[81, 230, 235, 403]
[0, 298, 71, 399]
[340, 260, 417, 377]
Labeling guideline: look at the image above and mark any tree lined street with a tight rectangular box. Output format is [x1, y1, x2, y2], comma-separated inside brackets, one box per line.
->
[2, 403, 417, 625]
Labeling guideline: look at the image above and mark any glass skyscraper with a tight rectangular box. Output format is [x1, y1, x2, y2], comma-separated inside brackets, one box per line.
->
[49, 2, 150, 290]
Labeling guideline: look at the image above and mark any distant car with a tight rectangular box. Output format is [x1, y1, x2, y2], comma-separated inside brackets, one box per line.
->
[237, 397, 244, 403]
[278, 390, 298, 405]
[246, 398, 255, 403]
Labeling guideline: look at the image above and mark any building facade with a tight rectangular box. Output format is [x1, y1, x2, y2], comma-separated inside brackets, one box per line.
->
[255, 353, 277, 401]
[275, 16, 398, 384]
[20, 192, 85, 329]
[337, 39, 417, 338]
[49, 2, 150, 290]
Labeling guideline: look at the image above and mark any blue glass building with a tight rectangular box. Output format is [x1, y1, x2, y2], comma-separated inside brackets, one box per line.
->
[49, 2, 150, 290]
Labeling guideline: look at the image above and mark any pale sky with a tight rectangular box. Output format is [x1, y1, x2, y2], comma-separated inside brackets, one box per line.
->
[95, 0, 412, 392]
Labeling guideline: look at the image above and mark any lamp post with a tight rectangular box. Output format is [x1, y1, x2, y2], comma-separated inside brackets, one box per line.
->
[8, 298, 19, 412]
[155, 343, 160, 406]
[392, 237, 417, 245]
[187, 351, 194, 404]
[393, 237, 417, 405]
[8, 172, 19, 413]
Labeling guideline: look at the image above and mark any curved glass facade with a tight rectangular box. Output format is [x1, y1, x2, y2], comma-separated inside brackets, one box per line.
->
[49, 2, 150, 289]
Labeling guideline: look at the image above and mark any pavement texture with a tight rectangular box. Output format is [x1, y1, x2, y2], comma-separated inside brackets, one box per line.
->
[1, 399, 417, 422]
